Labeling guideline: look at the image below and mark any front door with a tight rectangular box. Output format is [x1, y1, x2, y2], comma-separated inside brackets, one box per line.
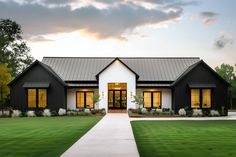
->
[108, 90, 127, 109]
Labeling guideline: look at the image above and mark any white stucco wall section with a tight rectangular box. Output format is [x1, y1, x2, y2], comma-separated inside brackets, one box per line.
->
[161, 89, 172, 109]
[98, 60, 136, 111]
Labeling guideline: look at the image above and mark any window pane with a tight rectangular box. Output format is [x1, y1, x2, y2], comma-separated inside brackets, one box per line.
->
[77, 92, 84, 108]
[144, 92, 151, 108]
[153, 92, 161, 108]
[38, 89, 47, 108]
[202, 89, 211, 108]
[191, 89, 200, 108]
[86, 92, 94, 108]
[28, 89, 36, 108]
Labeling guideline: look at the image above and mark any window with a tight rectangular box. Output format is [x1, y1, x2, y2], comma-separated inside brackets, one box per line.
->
[28, 89, 36, 108]
[143, 91, 161, 108]
[202, 89, 211, 108]
[76, 91, 94, 108]
[191, 89, 200, 108]
[27, 89, 47, 108]
[153, 92, 161, 108]
[191, 89, 211, 108]
[77, 92, 85, 108]
[144, 92, 151, 108]
[86, 92, 94, 108]
[38, 89, 47, 108]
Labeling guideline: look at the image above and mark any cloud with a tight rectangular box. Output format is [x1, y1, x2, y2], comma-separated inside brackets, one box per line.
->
[199, 11, 218, 26]
[214, 33, 233, 49]
[0, 0, 196, 41]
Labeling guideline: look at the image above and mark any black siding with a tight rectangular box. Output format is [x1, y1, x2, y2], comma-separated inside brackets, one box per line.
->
[10, 64, 66, 112]
[173, 63, 228, 113]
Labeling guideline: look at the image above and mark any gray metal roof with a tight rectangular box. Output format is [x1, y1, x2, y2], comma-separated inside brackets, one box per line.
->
[42, 57, 200, 81]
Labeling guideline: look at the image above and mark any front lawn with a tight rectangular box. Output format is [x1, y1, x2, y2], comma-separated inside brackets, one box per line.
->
[131, 120, 236, 157]
[0, 116, 101, 157]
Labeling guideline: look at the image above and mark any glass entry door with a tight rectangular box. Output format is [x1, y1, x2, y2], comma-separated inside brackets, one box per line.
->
[108, 90, 127, 109]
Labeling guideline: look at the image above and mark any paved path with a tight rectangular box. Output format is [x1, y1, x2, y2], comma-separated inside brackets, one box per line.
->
[130, 112, 236, 121]
[61, 113, 139, 157]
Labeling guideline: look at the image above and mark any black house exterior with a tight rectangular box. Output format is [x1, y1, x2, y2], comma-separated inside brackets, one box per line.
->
[8, 57, 229, 113]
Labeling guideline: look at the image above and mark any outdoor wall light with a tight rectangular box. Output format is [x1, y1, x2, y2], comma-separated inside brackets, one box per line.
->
[102, 91, 104, 98]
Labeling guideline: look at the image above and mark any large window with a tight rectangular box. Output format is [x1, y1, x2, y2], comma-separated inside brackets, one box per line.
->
[191, 89, 200, 108]
[76, 91, 94, 108]
[143, 91, 161, 108]
[27, 89, 47, 108]
[191, 89, 211, 108]
[28, 89, 37, 108]
[202, 89, 211, 108]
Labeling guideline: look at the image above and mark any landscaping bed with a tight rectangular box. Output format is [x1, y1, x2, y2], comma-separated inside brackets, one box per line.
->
[131, 120, 236, 157]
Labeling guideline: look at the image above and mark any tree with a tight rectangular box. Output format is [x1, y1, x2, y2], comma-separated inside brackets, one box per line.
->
[215, 63, 236, 109]
[131, 94, 144, 109]
[0, 64, 12, 102]
[215, 64, 235, 83]
[0, 19, 34, 77]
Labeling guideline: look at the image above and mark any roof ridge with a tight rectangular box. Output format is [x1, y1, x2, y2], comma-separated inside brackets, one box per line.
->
[43, 56, 200, 59]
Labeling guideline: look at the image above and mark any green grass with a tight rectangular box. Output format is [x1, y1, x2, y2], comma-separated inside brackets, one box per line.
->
[0, 116, 101, 157]
[131, 121, 236, 157]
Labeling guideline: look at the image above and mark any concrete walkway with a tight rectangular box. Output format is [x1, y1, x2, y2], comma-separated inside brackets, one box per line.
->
[130, 112, 236, 121]
[61, 113, 139, 157]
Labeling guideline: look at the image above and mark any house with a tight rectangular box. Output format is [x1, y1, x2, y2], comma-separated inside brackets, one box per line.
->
[8, 57, 229, 113]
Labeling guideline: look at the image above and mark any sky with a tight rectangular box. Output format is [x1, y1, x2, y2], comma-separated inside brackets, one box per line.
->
[0, 0, 235, 68]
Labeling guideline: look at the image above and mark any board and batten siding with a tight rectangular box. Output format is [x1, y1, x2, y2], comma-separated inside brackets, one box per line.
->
[98, 60, 136, 111]
[67, 88, 98, 110]
[136, 88, 172, 109]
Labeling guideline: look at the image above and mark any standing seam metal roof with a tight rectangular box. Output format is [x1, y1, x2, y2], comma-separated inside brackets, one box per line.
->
[41, 57, 200, 81]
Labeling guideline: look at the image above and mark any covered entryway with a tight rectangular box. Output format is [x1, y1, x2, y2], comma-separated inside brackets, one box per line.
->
[108, 83, 127, 111]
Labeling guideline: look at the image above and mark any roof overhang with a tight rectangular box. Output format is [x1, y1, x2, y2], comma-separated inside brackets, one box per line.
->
[23, 82, 50, 88]
[188, 83, 216, 88]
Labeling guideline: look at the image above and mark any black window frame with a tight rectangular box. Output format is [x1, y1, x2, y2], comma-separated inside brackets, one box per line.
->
[143, 91, 162, 109]
[76, 91, 94, 109]
[190, 88, 212, 109]
[26, 88, 48, 109]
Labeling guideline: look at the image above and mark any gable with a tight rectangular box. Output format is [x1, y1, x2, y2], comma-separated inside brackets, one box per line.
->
[96, 58, 139, 79]
[172, 60, 230, 87]
[8, 60, 66, 87]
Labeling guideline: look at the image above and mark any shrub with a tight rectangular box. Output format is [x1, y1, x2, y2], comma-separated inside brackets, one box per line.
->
[77, 112, 90, 116]
[162, 108, 170, 112]
[210, 110, 220, 116]
[67, 110, 77, 116]
[150, 109, 156, 115]
[0, 110, 10, 117]
[202, 109, 210, 116]
[51, 110, 58, 116]
[141, 108, 148, 114]
[11, 110, 21, 117]
[58, 108, 66, 116]
[35, 110, 43, 117]
[43, 109, 51, 117]
[84, 109, 91, 114]
[169, 110, 175, 115]
[128, 108, 141, 114]
[156, 108, 162, 114]
[192, 109, 203, 117]
[178, 108, 186, 116]
[91, 108, 106, 115]
[27, 111, 36, 117]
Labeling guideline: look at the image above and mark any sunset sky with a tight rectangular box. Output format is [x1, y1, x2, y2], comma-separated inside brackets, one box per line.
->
[0, 0, 235, 68]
